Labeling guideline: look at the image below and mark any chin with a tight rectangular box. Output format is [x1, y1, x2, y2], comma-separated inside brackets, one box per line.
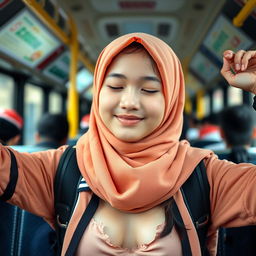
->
[115, 133, 142, 143]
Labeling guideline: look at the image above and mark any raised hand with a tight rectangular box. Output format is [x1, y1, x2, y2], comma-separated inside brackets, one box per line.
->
[221, 50, 256, 94]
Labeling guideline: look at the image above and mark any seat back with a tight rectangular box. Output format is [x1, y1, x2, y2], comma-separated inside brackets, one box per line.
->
[214, 148, 256, 164]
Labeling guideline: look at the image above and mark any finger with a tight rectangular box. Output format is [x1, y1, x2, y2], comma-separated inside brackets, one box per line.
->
[221, 57, 235, 84]
[223, 50, 234, 60]
[234, 50, 246, 71]
[241, 51, 256, 71]
[223, 50, 235, 72]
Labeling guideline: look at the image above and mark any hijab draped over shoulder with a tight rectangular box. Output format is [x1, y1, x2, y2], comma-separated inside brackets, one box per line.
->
[77, 33, 212, 212]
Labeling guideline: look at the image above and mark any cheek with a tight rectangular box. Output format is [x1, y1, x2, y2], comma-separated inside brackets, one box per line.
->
[99, 89, 115, 119]
[147, 96, 165, 121]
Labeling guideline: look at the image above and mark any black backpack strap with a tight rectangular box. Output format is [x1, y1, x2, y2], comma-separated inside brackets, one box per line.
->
[173, 201, 192, 256]
[0, 148, 18, 201]
[54, 145, 82, 255]
[54, 146, 100, 255]
[180, 159, 210, 256]
[65, 193, 99, 256]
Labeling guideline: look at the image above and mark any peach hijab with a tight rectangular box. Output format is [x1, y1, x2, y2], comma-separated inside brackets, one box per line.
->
[77, 33, 211, 213]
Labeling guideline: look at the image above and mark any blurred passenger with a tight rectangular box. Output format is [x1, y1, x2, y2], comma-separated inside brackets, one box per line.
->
[219, 104, 255, 162]
[191, 113, 223, 148]
[199, 113, 221, 140]
[35, 113, 69, 149]
[0, 113, 69, 256]
[28, 113, 69, 255]
[0, 109, 24, 256]
[79, 113, 90, 134]
[0, 109, 23, 145]
[186, 113, 200, 141]
[217, 104, 256, 256]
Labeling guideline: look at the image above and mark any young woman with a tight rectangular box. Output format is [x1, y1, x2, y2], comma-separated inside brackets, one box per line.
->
[0, 33, 256, 256]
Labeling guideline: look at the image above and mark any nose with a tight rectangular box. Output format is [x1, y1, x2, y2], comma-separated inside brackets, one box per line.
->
[119, 87, 140, 110]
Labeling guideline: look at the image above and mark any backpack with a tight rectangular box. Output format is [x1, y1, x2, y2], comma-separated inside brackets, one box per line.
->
[54, 145, 211, 256]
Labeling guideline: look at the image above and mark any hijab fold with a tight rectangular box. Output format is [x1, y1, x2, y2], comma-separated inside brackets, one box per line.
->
[77, 33, 212, 213]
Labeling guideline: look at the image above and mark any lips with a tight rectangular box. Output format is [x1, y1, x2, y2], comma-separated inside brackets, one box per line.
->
[115, 114, 143, 126]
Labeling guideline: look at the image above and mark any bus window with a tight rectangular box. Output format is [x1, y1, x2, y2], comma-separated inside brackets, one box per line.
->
[228, 86, 242, 106]
[49, 91, 62, 113]
[0, 73, 14, 109]
[24, 84, 43, 145]
[213, 89, 223, 113]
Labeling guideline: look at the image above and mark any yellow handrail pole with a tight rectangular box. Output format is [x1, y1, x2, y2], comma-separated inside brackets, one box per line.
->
[67, 15, 79, 138]
[22, 0, 70, 44]
[196, 90, 205, 120]
[185, 93, 192, 114]
[233, 0, 256, 27]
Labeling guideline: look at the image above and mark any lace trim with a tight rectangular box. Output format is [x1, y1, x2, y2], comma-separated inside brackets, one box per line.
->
[91, 218, 165, 252]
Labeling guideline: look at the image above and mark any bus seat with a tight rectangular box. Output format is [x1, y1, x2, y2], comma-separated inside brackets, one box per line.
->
[0, 145, 56, 256]
[214, 148, 256, 164]
[0, 200, 55, 256]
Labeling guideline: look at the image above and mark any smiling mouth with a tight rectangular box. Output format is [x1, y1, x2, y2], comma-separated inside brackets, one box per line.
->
[115, 115, 143, 126]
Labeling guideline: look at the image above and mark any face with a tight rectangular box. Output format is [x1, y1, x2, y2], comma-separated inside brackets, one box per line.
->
[99, 50, 165, 142]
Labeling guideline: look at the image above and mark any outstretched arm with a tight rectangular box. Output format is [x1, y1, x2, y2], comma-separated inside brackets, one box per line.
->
[0, 145, 66, 224]
[221, 50, 256, 94]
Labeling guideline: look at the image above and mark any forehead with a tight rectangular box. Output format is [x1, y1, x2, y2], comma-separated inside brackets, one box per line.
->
[106, 49, 160, 76]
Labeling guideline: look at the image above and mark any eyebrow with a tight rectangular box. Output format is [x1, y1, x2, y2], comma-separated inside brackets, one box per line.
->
[107, 73, 161, 83]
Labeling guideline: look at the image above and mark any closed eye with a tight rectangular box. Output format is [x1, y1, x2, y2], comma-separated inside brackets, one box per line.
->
[142, 89, 159, 93]
[107, 85, 123, 90]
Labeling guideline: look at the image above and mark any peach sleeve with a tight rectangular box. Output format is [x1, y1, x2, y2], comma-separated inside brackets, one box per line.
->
[205, 155, 256, 230]
[0, 144, 68, 225]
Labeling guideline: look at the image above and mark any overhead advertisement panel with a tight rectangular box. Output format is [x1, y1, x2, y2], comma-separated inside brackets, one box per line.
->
[190, 51, 219, 84]
[42, 51, 70, 84]
[0, 9, 61, 68]
[203, 15, 253, 63]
